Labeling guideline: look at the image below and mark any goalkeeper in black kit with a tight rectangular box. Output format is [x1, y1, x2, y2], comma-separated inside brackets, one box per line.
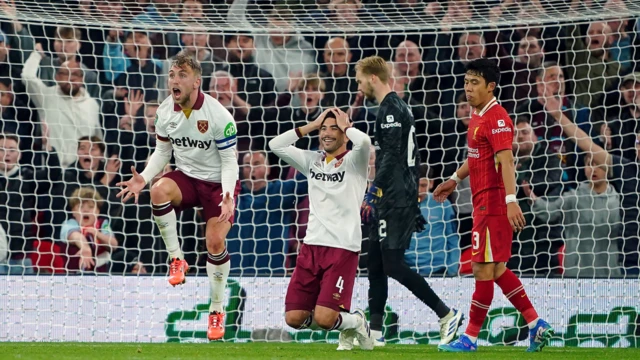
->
[356, 56, 463, 346]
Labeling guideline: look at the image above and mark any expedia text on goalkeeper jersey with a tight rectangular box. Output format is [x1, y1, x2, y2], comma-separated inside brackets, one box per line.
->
[308, 169, 345, 182]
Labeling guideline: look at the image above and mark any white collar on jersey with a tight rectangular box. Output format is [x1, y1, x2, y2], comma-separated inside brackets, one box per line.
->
[474, 97, 498, 117]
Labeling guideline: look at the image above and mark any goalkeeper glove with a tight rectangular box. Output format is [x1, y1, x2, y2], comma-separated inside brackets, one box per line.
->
[414, 205, 427, 233]
[360, 184, 382, 224]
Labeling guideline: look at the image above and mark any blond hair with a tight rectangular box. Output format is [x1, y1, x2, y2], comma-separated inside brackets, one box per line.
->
[171, 51, 203, 77]
[69, 187, 103, 211]
[297, 73, 326, 92]
[355, 56, 390, 84]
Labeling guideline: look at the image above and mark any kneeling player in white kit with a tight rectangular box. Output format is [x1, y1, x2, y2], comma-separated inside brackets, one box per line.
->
[117, 52, 239, 341]
[269, 108, 374, 350]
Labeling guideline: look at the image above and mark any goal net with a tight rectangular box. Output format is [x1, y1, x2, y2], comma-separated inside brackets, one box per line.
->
[1, 0, 640, 347]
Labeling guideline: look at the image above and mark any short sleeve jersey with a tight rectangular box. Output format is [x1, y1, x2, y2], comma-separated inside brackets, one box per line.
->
[154, 91, 238, 182]
[467, 98, 514, 216]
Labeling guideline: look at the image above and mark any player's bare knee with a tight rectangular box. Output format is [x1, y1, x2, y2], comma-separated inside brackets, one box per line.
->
[492, 262, 507, 280]
[150, 179, 176, 204]
[205, 221, 230, 254]
[472, 262, 495, 281]
[313, 313, 338, 330]
[284, 311, 307, 329]
[205, 234, 225, 254]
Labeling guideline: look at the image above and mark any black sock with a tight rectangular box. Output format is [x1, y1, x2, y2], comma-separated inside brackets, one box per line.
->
[382, 249, 451, 318]
[367, 238, 387, 331]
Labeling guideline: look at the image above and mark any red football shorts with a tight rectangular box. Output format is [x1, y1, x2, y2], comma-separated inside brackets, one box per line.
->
[162, 170, 241, 223]
[471, 215, 513, 263]
[285, 244, 359, 313]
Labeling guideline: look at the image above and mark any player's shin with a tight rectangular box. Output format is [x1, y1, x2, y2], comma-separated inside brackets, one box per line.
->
[207, 249, 230, 313]
[152, 201, 183, 260]
[465, 279, 494, 342]
[495, 269, 539, 328]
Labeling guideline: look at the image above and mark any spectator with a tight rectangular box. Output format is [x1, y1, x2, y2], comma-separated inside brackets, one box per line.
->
[427, 7, 488, 120]
[250, 73, 327, 168]
[63, 136, 122, 217]
[180, 0, 206, 23]
[524, 155, 622, 278]
[406, 165, 459, 276]
[116, 92, 159, 174]
[115, 31, 163, 102]
[0, 76, 39, 165]
[159, 25, 225, 100]
[604, 0, 634, 74]
[509, 116, 563, 275]
[495, 3, 565, 64]
[0, 132, 60, 269]
[549, 95, 640, 275]
[228, 3, 318, 92]
[223, 32, 277, 109]
[607, 72, 640, 161]
[22, 44, 101, 168]
[565, 18, 621, 116]
[75, 0, 125, 71]
[227, 151, 307, 275]
[320, 37, 358, 110]
[59, 187, 145, 274]
[0, 0, 35, 97]
[484, 30, 542, 113]
[516, 63, 587, 154]
[38, 26, 100, 99]
[133, 0, 182, 59]
[394, 40, 436, 112]
[441, 93, 473, 251]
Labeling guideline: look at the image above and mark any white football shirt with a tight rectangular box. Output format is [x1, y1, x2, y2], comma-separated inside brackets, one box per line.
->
[155, 91, 238, 187]
[269, 127, 370, 252]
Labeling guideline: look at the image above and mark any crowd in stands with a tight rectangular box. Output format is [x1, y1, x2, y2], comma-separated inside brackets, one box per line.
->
[1, 0, 640, 278]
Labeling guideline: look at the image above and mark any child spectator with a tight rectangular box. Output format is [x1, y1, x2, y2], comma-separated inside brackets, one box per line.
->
[60, 187, 145, 274]
[405, 165, 459, 276]
[524, 155, 622, 277]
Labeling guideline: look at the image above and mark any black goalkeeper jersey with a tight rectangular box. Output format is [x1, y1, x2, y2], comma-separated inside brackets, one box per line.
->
[373, 92, 420, 209]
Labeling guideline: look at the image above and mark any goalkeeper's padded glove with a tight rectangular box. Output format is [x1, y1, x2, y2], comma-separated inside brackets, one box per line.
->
[360, 184, 382, 224]
[414, 205, 427, 233]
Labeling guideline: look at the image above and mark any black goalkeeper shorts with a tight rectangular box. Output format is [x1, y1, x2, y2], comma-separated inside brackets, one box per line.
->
[370, 206, 415, 250]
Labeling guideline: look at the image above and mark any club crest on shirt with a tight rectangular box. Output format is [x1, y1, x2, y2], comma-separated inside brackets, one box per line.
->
[472, 127, 480, 140]
[197, 120, 208, 134]
[335, 158, 344, 168]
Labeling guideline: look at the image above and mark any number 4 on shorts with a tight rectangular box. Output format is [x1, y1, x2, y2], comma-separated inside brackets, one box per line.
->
[335, 276, 344, 294]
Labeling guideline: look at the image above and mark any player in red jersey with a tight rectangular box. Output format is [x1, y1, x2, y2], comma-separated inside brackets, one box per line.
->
[434, 58, 553, 352]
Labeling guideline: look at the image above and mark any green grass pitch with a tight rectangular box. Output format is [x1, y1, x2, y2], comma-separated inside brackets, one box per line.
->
[1, 343, 639, 360]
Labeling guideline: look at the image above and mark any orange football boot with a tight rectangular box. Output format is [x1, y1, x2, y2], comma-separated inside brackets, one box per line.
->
[207, 312, 225, 341]
[168, 258, 188, 286]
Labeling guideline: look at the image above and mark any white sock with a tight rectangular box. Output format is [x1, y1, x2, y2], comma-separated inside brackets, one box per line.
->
[207, 249, 230, 313]
[371, 329, 383, 339]
[527, 317, 540, 329]
[464, 333, 478, 343]
[153, 202, 183, 260]
[335, 312, 360, 331]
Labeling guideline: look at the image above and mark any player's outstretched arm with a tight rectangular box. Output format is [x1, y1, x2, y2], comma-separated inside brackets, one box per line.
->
[269, 108, 333, 175]
[116, 139, 172, 203]
[433, 160, 469, 203]
[496, 149, 526, 232]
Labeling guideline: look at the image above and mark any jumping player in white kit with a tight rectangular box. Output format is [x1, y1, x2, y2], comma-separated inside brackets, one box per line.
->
[117, 51, 239, 341]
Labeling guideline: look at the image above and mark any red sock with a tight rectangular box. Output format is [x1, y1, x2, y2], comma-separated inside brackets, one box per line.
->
[466, 279, 494, 338]
[495, 269, 538, 323]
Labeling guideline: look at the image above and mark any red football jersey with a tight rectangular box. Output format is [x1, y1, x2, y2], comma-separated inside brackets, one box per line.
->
[467, 98, 514, 216]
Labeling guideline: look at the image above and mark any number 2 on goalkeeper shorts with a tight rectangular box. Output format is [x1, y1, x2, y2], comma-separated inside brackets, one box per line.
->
[378, 219, 387, 238]
[335, 276, 344, 294]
